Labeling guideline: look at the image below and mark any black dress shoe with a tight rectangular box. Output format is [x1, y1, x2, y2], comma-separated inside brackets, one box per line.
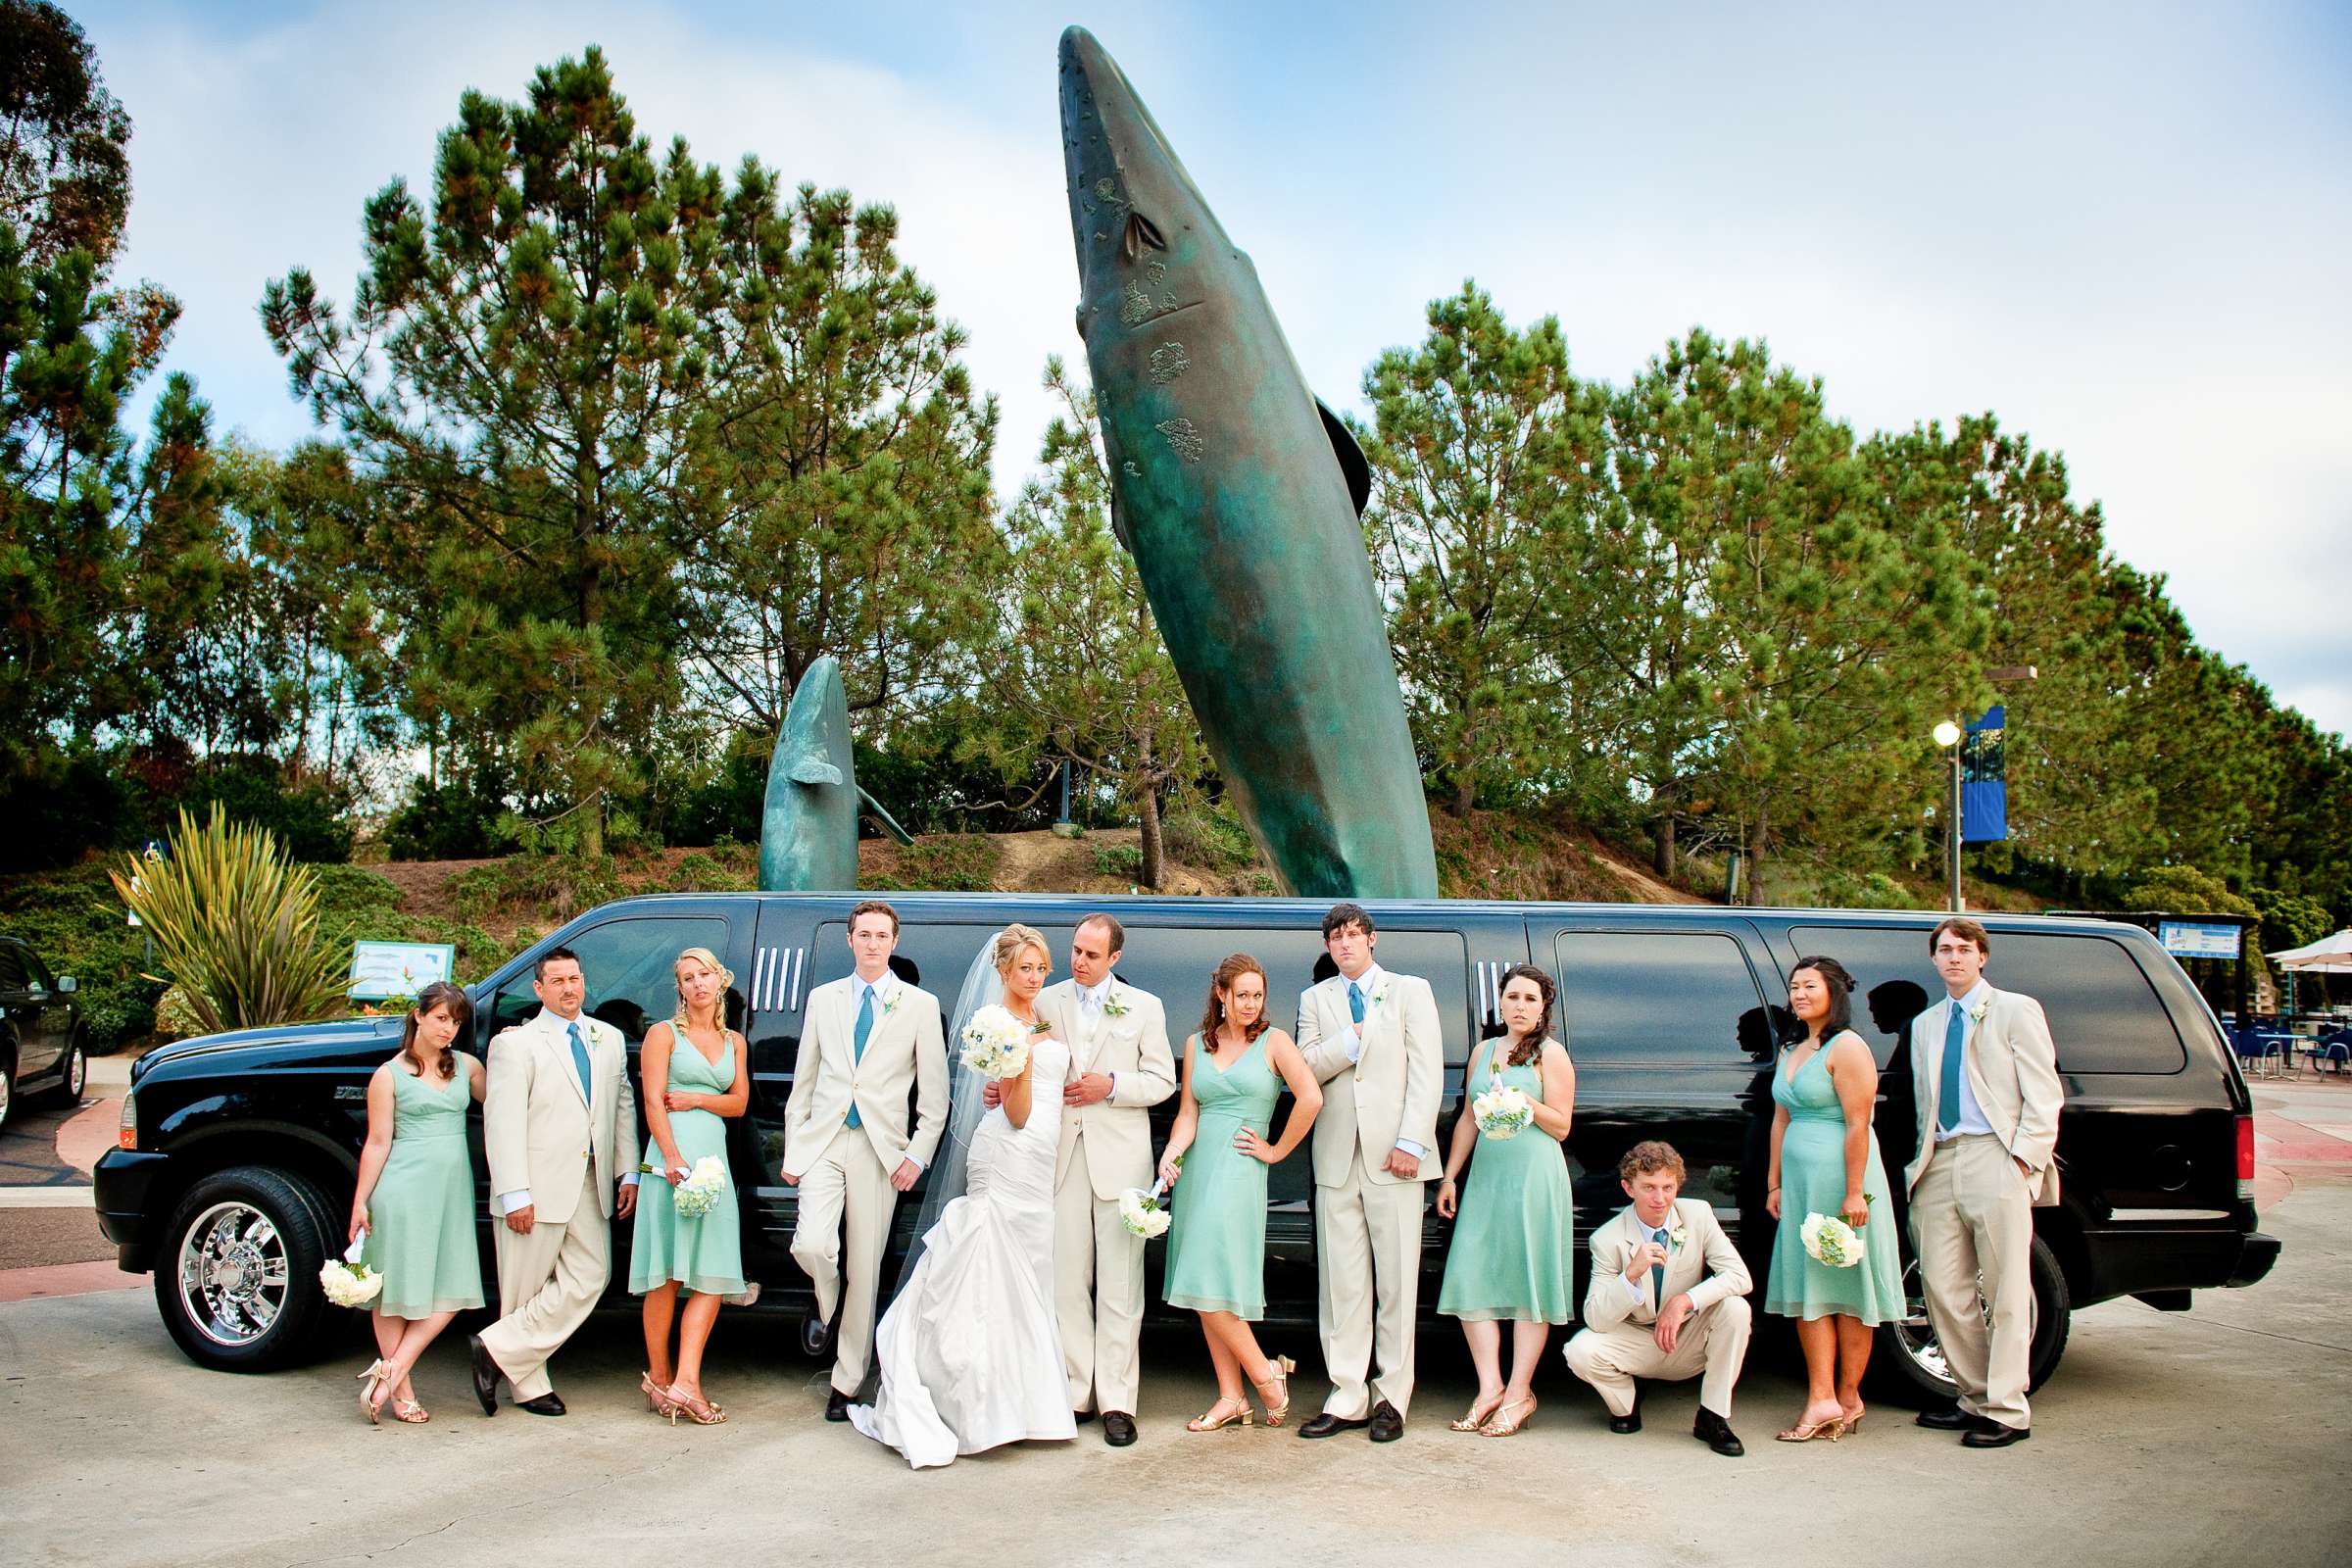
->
[801, 1311, 833, 1359]
[1962, 1420, 2032, 1448]
[1915, 1403, 1975, 1430]
[1693, 1408, 1744, 1457]
[1297, 1411, 1368, 1439]
[1609, 1387, 1642, 1435]
[515, 1392, 565, 1416]
[825, 1388, 853, 1422]
[1073, 1408, 1097, 1425]
[468, 1334, 500, 1416]
[1102, 1410, 1138, 1446]
[1368, 1400, 1404, 1443]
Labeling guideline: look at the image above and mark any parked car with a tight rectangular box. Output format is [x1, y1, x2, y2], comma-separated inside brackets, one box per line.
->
[94, 893, 2278, 1400]
[0, 933, 89, 1126]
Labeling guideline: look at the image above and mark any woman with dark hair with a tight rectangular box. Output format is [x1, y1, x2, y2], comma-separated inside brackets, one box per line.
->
[349, 980, 484, 1423]
[1764, 956, 1905, 1443]
[1157, 954, 1322, 1431]
[1433, 963, 1576, 1436]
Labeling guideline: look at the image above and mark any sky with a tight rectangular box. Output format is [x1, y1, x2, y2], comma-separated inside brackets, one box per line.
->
[74, 0, 2352, 740]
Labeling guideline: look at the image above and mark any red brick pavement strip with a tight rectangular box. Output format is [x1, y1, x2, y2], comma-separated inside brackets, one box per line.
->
[56, 1097, 119, 1174]
[2255, 1107, 2352, 1162]
[0, 1261, 144, 1303]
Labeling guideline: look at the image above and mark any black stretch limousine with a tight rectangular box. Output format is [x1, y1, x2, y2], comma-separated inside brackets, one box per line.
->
[93, 893, 2279, 1399]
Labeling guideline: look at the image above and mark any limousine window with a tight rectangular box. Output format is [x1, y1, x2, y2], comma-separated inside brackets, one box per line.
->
[489, 915, 734, 1044]
[1552, 932, 1767, 1063]
[1788, 924, 2186, 1075]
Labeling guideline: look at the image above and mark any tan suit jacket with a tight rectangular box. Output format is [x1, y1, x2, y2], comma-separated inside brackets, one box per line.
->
[482, 1007, 639, 1226]
[1905, 985, 2064, 1201]
[784, 974, 949, 1179]
[1581, 1199, 1750, 1331]
[1039, 978, 1178, 1199]
[1297, 970, 1443, 1185]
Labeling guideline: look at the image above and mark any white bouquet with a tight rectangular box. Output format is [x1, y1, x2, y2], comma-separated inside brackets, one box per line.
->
[671, 1154, 727, 1219]
[1800, 1212, 1865, 1268]
[1471, 1082, 1535, 1140]
[320, 1233, 383, 1307]
[1117, 1186, 1172, 1240]
[959, 1004, 1033, 1080]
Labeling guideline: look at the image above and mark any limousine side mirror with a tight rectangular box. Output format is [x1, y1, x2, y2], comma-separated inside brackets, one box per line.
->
[58, 975, 76, 994]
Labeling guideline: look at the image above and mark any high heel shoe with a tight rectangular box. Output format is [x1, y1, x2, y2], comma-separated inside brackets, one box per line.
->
[1481, 1396, 1537, 1437]
[1775, 1415, 1847, 1444]
[357, 1359, 392, 1425]
[641, 1372, 680, 1419]
[1186, 1396, 1253, 1432]
[388, 1397, 429, 1424]
[663, 1382, 726, 1426]
[1250, 1354, 1298, 1428]
[1839, 1403, 1865, 1436]
[1449, 1392, 1506, 1433]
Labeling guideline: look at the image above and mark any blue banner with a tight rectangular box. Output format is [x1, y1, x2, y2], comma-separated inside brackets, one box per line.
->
[1961, 705, 2007, 843]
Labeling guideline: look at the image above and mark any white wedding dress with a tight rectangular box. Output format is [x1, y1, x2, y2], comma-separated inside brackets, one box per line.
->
[849, 1033, 1076, 1468]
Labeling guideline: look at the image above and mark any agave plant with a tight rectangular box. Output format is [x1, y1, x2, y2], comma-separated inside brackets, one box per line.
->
[111, 806, 351, 1035]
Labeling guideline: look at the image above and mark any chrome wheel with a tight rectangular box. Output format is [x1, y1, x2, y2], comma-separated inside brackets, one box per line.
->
[176, 1200, 291, 1348]
[65, 1041, 85, 1099]
[1891, 1255, 1979, 1389]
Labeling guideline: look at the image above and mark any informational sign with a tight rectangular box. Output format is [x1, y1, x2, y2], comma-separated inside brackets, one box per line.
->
[1960, 705, 2007, 844]
[349, 941, 458, 1001]
[2159, 920, 2242, 960]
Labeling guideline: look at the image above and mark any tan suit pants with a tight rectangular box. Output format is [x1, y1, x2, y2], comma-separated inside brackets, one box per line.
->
[791, 1132, 896, 1396]
[480, 1170, 609, 1402]
[1914, 1133, 2035, 1429]
[1315, 1151, 1426, 1419]
[1562, 1297, 1752, 1420]
[1055, 1131, 1147, 1414]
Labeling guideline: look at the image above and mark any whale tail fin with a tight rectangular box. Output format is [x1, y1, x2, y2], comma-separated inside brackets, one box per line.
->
[858, 785, 915, 847]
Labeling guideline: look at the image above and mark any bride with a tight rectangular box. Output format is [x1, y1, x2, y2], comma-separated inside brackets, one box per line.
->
[849, 924, 1077, 1467]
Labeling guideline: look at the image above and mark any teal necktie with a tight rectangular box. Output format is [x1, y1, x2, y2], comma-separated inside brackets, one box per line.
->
[1348, 981, 1365, 1024]
[1650, 1227, 1669, 1305]
[847, 984, 874, 1130]
[566, 1021, 592, 1099]
[1938, 1002, 1967, 1133]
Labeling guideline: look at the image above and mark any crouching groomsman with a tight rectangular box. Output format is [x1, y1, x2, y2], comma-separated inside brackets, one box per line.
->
[1563, 1141, 1751, 1456]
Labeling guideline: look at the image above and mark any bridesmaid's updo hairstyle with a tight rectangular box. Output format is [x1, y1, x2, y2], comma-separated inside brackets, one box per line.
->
[1497, 962, 1557, 1068]
[401, 980, 472, 1082]
[670, 946, 735, 1040]
[1200, 954, 1271, 1046]
[1787, 956, 1857, 1046]
[991, 923, 1052, 978]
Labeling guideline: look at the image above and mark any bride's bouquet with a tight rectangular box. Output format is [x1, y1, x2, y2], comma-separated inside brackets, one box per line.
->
[1471, 1082, 1535, 1141]
[1118, 1152, 1183, 1238]
[320, 1234, 383, 1308]
[671, 1154, 728, 1219]
[959, 1004, 1033, 1080]
[1800, 1212, 1866, 1268]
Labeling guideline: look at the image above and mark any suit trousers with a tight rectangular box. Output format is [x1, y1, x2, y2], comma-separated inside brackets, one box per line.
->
[1055, 1130, 1146, 1414]
[480, 1170, 609, 1401]
[1562, 1296, 1752, 1420]
[791, 1133, 896, 1396]
[1315, 1151, 1426, 1419]
[1914, 1133, 2035, 1429]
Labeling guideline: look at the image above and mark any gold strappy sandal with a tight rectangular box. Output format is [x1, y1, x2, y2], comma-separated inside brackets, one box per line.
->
[1449, 1392, 1506, 1433]
[1187, 1396, 1252, 1432]
[1481, 1396, 1537, 1437]
[1251, 1354, 1298, 1427]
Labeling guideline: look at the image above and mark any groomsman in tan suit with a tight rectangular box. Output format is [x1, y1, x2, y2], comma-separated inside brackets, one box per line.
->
[1907, 916, 2062, 1448]
[1036, 913, 1176, 1447]
[1295, 903, 1441, 1443]
[470, 947, 639, 1416]
[1562, 1141, 1750, 1456]
[784, 900, 949, 1421]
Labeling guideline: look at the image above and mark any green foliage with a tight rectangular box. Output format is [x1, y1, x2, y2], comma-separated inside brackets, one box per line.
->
[110, 806, 348, 1033]
[382, 771, 510, 860]
[2121, 865, 2256, 918]
[0, 858, 159, 1047]
[0, 2, 133, 270]
[450, 854, 624, 930]
[2254, 888, 2333, 956]
[178, 754, 353, 864]
[1160, 796, 1258, 871]
[669, 844, 756, 893]
[1092, 843, 1144, 881]
[865, 835, 1000, 893]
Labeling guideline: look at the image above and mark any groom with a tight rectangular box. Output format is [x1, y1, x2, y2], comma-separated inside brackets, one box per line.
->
[471, 947, 638, 1416]
[1036, 912, 1175, 1447]
[1296, 903, 1441, 1443]
[1907, 916, 2062, 1449]
[785, 900, 949, 1421]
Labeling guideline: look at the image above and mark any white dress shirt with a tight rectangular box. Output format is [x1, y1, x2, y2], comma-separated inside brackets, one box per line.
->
[1936, 979, 1997, 1142]
[1621, 1208, 1679, 1304]
[851, 971, 925, 1171]
[496, 1007, 639, 1214]
[1335, 961, 1424, 1161]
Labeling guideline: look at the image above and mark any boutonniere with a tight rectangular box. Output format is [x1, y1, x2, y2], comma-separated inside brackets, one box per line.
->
[880, 989, 903, 1016]
[1968, 999, 1990, 1026]
[1102, 988, 1131, 1019]
[1665, 1215, 1690, 1251]
[1369, 982, 1391, 1009]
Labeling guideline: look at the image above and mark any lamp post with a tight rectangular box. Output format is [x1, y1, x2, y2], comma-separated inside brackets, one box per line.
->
[1934, 719, 1964, 911]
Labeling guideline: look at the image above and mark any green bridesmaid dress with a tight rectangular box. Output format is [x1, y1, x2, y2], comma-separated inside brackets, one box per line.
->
[629, 1032, 747, 1298]
[1764, 1035, 1905, 1323]
[1438, 1044, 1574, 1324]
[1163, 1032, 1280, 1321]
[362, 1062, 485, 1319]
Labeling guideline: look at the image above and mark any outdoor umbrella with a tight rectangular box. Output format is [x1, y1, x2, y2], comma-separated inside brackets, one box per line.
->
[2268, 930, 2352, 974]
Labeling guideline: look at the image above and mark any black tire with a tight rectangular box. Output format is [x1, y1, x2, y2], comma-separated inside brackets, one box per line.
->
[0, 1040, 15, 1129]
[155, 1164, 342, 1372]
[1871, 1233, 2072, 1405]
[42, 1031, 87, 1105]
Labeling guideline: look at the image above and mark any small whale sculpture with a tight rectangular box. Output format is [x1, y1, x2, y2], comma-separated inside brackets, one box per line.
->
[758, 657, 912, 892]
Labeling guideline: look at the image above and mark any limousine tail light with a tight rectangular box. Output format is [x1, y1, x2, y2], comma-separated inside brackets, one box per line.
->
[118, 1091, 137, 1152]
[2236, 1113, 2256, 1201]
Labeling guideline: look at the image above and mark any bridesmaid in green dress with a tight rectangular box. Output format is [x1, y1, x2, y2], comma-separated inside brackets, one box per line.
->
[1157, 954, 1322, 1432]
[1764, 955, 1906, 1443]
[1435, 963, 1577, 1438]
[632, 946, 750, 1425]
[350, 981, 484, 1424]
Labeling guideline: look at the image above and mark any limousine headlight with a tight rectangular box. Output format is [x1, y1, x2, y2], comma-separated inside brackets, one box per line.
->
[118, 1090, 137, 1152]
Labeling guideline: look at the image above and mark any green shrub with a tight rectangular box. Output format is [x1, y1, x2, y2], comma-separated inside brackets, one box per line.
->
[866, 835, 1001, 893]
[670, 844, 757, 893]
[1162, 798, 1258, 870]
[182, 756, 354, 864]
[1094, 844, 1145, 881]
[451, 854, 624, 928]
[383, 774, 511, 860]
[0, 860, 162, 1049]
